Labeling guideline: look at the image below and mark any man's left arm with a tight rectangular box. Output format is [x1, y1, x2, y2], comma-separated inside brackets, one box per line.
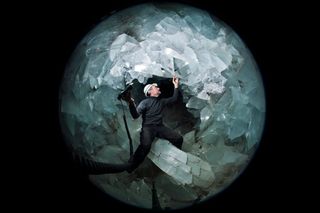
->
[162, 75, 179, 105]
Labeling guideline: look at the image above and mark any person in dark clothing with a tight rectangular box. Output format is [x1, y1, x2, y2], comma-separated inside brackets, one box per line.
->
[122, 75, 183, 173]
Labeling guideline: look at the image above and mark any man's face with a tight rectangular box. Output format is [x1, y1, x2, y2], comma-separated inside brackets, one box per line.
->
[149, 85, 161, 97]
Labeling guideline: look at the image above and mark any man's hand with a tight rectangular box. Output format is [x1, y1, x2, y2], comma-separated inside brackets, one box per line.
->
[172, 74, 179, 88]
[121, 91, 134, 103]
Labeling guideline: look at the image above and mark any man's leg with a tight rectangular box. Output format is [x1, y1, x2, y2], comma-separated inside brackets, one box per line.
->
[127, 127, 155, 173]
[157, 126, 183, 149]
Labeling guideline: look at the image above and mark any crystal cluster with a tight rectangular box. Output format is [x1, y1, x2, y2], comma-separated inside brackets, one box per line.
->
[60, 3, 265, 209]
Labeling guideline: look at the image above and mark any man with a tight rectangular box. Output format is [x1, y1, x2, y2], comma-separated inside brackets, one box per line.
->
[122, 75, 183, 173]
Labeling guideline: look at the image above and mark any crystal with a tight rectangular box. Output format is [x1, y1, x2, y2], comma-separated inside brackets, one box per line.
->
[59, 2, 266, 210]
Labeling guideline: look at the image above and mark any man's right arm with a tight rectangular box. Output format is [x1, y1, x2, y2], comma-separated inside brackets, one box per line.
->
[121, 91, 141, 119]
[128, 100, 141, 119]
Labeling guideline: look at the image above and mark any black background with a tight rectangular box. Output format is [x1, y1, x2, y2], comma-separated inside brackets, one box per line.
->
[9, 0, 306, 211]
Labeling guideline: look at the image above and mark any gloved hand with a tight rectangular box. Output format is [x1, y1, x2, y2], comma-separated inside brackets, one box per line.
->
[121, 91, 134, 103]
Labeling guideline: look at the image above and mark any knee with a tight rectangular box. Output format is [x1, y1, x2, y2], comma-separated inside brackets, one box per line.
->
[141, 144, 152, 153]
[174, 136, 183, 149]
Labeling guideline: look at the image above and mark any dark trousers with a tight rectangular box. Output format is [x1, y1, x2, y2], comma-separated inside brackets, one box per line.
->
[128, 125, 183, 172]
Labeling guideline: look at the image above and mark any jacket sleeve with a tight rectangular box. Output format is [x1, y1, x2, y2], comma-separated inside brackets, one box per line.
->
[161, 88, 179, 105]
[128, 100, 144, 119]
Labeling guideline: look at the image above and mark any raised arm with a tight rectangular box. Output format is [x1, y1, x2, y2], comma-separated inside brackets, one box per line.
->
[162, 75, 179, 105]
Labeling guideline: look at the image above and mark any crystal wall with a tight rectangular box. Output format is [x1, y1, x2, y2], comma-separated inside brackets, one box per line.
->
[59, 2, 265, 209]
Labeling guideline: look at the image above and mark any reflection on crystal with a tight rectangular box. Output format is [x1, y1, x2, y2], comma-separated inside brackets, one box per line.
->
[186, 96, 207, 110]
[59, 2, 266, 210]
[148, 140, 214, 189]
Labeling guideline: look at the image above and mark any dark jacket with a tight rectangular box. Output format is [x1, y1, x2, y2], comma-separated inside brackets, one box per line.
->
[129, 88, 179, 126]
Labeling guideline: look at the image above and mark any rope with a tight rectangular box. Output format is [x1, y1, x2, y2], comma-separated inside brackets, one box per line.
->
[120, 99, 133, 157]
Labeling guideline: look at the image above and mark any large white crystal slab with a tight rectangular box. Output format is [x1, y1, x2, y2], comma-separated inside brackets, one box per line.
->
[148, 139, 215, 189]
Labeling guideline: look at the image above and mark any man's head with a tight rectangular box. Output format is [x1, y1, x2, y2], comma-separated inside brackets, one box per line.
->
[144, 83, 161, 97]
